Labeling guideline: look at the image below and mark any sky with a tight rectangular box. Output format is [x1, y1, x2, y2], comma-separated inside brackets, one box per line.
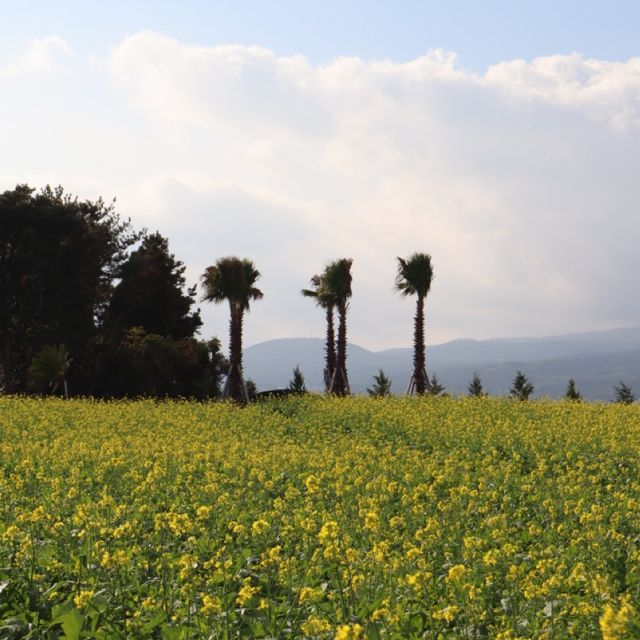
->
[2, 1, 640, 351]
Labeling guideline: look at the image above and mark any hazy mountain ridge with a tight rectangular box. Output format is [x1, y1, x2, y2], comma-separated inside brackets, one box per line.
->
[243, 327, 640, 401]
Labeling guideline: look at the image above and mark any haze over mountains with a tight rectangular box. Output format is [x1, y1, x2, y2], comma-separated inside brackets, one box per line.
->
[244, 327, 640, 401]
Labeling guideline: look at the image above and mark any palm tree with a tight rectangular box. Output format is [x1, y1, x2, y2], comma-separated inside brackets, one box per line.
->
[28, 344, 70, 397]
[201, 257, 263, 403]
[302, 274, 336, 392]
[323, 258, 353, 396]
[395, 253, 434, 395]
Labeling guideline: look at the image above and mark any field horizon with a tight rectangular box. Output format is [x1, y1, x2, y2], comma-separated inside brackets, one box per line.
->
[243, 325, 640, 401]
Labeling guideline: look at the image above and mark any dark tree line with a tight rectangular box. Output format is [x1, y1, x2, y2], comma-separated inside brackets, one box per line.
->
[1, 185, 227, 398]
[4, 184, 636, 404]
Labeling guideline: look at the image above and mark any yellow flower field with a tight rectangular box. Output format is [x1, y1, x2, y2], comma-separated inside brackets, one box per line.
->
[1, 395, 640, 638]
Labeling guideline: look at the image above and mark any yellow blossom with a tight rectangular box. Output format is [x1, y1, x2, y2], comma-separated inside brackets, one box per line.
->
[305, 474, 320, 493]
[446, 564, 467, 582]
[600, 598, 638, 640]
[236, 578, 259, 607]
[73, 590, 94, 609]
[334, 623, 364, 640]
[301, 616, 332, 635]
[196, 505, 212, 521]
[251, 519, 270, 536]
[433, 604, 460, 623]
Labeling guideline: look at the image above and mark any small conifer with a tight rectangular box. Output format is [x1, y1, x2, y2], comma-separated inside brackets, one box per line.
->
[288, 366, 307, 394]
[467, 373, 486, 398]
[245, 379, 258, 402]
[614, 381, 635, 405]
[510, 371, 534, 401]
[430, 374, 446, 396]
[367, 369, 392, 397]
[565, 378, 582, 401]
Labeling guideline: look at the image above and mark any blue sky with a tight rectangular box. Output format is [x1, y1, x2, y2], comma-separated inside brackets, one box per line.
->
[3, 0, 640, 71]
[2, 2, 640, 350]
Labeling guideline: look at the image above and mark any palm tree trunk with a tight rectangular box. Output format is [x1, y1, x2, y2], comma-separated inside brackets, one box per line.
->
[413, 295, 427, 395]
[332, 301, 349, 396]
[226, 304, 246, 402]
[325, 304, 335, 392]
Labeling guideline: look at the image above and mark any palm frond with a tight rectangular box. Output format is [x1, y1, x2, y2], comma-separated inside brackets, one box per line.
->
[302, 274, 337, 308]
[201, 257, 263, 311]
[395, 253, 434, 298]
[323, 258, 353, 303]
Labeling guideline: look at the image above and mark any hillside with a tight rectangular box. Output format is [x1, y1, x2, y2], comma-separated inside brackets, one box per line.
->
[243, 326, 640, 400]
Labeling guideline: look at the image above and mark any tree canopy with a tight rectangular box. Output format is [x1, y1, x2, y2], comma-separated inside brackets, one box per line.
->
[3, 183, 633, 403]
[0, 185, 140, 392]
[0, 184, 224, 398]
[106, 232, 202, 340]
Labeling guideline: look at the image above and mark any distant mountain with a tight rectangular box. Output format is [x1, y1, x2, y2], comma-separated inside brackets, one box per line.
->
[243, 327, 640, 401]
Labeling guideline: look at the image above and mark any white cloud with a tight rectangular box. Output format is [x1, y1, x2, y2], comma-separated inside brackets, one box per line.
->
[4, 32, 640, 349]
[485, 53, 640, 129]
[3, 36, 74, 76]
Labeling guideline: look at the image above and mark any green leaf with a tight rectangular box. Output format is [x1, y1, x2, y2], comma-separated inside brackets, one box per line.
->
[55, 606, 84, 640]
[92, 593, 110, 612]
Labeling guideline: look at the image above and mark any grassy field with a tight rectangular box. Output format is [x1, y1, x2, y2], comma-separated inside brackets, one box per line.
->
[1, 395, 640, 639]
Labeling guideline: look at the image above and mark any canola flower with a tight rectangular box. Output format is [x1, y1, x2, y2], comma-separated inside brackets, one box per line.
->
[600, 597, 640, 639]
[1, 394, 640, 637]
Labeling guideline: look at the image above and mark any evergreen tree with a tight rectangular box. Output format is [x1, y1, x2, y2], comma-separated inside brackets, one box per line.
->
[0, 184, 140, 392]
[92, 329, 228, 399]
[367, 369, 393, 397]
[565, 378, 582, 401]
[105, 232, 201, 340]
[245, 379, 258, 402]
[614, 381, 635, 405]
[430, 374, 446, 396]
[510, 371, 534, 401]
[288, 366, 307, 394]
[467, 373, 486, 397]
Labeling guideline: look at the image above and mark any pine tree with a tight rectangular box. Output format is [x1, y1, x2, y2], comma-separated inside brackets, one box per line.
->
[245, 379, 258, 402]
[367, 369, 393, 397]
[106, 232, 201, 340]
[510, 371, 534, 401]
[288, 366, 307, 394]
[614, 381, 635, 405]
[565, 378, 582, 401]
[467, 372, 486, 397]
[430, 374, 446, 396]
